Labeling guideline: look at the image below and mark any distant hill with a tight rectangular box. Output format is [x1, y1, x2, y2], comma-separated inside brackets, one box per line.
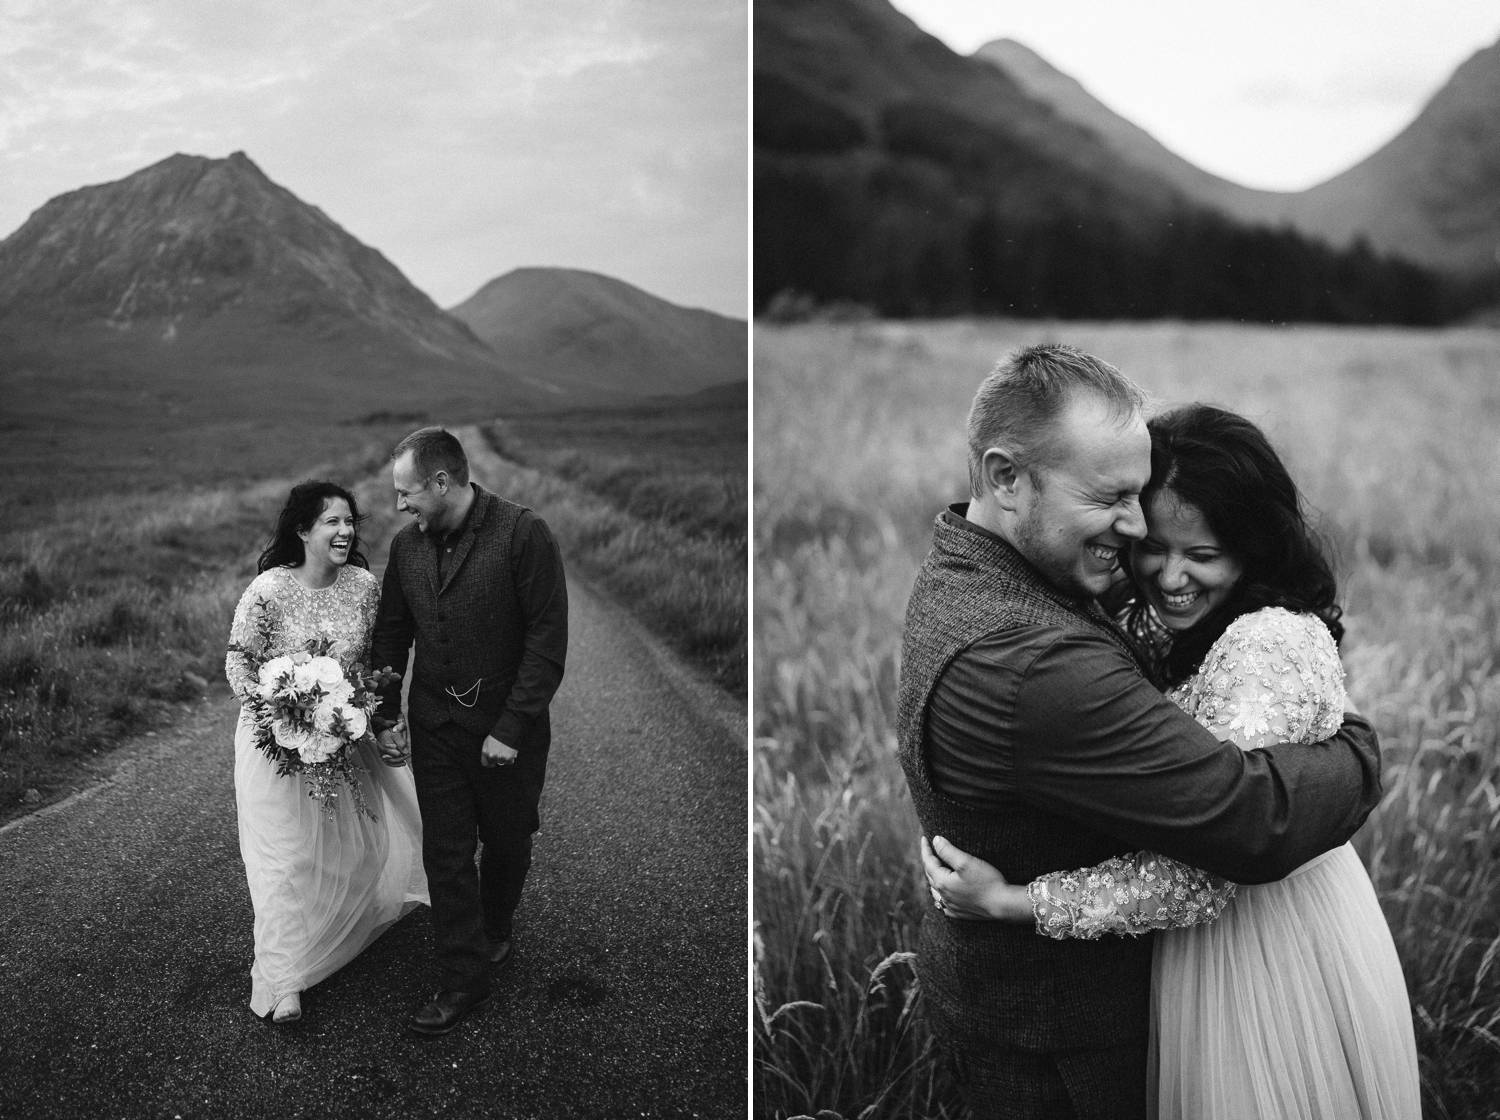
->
[976, 35, 1500, 276]
[679, 379, 748, 408]
[755, 0, 1478, 323]
[1289, 39, 1500, 274]
[971, 39, 1284, 227]
[450, 268, 746, 401]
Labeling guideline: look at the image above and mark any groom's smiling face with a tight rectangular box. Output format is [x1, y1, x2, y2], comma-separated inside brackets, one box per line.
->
[392, 450, 449, 535]
[1011, 393, 1151, 599]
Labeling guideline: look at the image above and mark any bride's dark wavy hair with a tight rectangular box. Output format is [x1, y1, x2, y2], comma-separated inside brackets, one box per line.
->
[256, 480, 370, 574]
[1121, 404, 1343, 688]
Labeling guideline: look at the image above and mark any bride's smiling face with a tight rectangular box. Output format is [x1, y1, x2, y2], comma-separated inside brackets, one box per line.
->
[1130, 489, 1243, 631]
[299, 497, 356, 569]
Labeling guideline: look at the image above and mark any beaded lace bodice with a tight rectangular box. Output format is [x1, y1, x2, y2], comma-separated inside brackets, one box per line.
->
[1027, 607, 1347, 940]
[225, 566, 381, 705]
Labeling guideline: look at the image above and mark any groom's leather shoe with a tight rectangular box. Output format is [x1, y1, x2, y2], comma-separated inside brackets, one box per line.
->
[487, 937, 513, 968]
[406, 988, 492, 1037]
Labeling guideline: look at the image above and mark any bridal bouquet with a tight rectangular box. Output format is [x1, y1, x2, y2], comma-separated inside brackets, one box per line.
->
[241, 636, 400, 817]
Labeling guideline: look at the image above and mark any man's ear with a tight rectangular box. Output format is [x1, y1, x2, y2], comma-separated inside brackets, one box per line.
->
[979, 447, 1026, 512]
[432, 470, 449, 494]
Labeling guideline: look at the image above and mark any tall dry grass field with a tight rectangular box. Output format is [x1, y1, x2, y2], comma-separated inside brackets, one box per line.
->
[753, 320, 1500, 1119]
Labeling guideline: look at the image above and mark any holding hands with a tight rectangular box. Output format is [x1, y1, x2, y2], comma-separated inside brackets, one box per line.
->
[377, 719, 410, 767]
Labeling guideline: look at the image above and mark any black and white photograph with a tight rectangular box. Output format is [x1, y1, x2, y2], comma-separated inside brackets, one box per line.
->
[0, 2, 747, 1117]
[753, 1, 1500, 1118]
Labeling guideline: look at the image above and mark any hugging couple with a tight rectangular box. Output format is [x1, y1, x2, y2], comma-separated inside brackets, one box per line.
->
[900, 345, 1420, 1119]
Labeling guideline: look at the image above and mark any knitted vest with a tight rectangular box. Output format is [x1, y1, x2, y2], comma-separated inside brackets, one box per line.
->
[390, 488, 539, 741]
[897, 509, 1154, 1052]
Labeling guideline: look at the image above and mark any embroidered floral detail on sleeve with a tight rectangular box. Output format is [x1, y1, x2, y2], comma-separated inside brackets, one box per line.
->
[1176, 607, 1345, 751]
[1025, 608, 1346, 940]
[1027, 852, 1236, 940]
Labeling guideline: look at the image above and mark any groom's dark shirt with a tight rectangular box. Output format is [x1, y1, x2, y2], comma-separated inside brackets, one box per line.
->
[898, 505, 1383, 1065]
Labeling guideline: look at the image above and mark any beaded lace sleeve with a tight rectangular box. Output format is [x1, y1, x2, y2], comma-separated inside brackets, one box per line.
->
[1027, 608, 1346, 940]
[225, 572, 281, 705]
[223, 566, 380, 706]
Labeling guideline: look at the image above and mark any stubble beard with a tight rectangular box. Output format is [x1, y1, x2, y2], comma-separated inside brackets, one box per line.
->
[1015, 498, 1096, 601]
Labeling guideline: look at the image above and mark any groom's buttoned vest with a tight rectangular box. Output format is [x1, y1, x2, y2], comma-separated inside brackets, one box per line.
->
[384, 487, 546, 746]
[897, 508, 1155, 1053]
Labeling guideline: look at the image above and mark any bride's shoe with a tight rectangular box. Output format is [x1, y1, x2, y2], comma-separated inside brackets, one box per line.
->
[270, 992, 303, 1025]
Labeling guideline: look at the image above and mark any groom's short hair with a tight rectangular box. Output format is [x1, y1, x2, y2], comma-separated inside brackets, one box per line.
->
[393, 426, 471, 487]
[966, 344, 1146, 497]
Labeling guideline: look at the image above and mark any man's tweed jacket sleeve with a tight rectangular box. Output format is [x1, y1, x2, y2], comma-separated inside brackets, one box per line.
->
[490, 514, 567, 746]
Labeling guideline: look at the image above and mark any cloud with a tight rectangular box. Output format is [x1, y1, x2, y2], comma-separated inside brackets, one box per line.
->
[0, 0, 747, 315]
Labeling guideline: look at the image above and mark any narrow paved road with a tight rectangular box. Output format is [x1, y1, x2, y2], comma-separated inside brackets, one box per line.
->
[0, 436, 747, 1119]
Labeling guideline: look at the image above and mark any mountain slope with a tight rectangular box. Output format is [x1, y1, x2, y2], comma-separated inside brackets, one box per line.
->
[754, 0, 1470, 323]
[450, 268, 746, 400]
[0, 151, 497, 361]
[0, 151, 554, 490]
[975, 35, 1500, 276]
[1289, 38, 1500, 273]
[756, 0, 1184, 221]
[754, 0, 1205, 315]
[972, 39, 1286, 227]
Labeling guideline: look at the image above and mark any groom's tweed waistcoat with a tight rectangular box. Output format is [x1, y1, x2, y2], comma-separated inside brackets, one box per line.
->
[897, 508, 1154, 1053]
[382, 487, 547, 746]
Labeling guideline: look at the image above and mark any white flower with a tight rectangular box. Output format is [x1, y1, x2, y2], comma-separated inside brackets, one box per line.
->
[340, 705, 368, 740]
[323, 678, 355, 707]
[308, 656, 344, 687]
[274, 717, 340, 764]
[258, 656, 296, 699]
[312, 697, 340, 734]
[302, 733, 341, 765]
[271, 717, 313, 755]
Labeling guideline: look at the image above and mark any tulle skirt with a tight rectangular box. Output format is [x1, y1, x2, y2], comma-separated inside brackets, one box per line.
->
[234, 710, 429, 1016]
[1150, 843, 1420, 1119]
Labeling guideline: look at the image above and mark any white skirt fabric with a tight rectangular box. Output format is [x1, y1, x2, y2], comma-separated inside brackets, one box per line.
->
[234, 710, 429, 1016]
[1150, 843, 1421, 1119]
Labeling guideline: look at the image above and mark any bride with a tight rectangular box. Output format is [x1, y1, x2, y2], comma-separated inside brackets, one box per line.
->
[225, 480, 428, 1024]
[924, 405, 1420, 1118]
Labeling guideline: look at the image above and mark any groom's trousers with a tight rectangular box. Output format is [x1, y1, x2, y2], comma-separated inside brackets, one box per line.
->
[946, 1039, 1148, 1120]
[410, 717, 548, 993]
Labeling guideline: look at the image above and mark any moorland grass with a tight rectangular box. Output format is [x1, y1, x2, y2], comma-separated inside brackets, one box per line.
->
[753, 319, 1500, 1119]
[0, 486, 297, 818]
[482, 402, 747, 695]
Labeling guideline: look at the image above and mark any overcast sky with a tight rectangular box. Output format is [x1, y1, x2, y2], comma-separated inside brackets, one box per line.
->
[888, 0, 1500, 192]
[0, 0, 747, 317]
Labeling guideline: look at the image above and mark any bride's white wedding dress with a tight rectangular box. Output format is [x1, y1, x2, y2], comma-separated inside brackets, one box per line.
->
[226, 564, 428, 1017]
[1027, 607, 1421, 1119]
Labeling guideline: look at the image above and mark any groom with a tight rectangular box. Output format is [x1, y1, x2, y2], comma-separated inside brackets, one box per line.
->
[896, 345, 1383, 1119]
[372, 426, 568, 1037]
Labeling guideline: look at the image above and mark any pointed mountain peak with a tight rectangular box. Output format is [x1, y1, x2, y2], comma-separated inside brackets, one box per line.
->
[0, 151, 488, 360]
